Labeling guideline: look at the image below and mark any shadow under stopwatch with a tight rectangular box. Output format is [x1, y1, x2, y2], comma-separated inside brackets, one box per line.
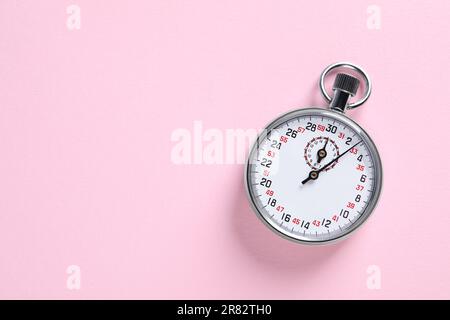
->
[232, 174, 346, 273]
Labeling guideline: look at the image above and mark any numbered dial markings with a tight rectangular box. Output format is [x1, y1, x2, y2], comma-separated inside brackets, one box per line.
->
[304, 136, 339, 171]
[247, 112, 380, 243]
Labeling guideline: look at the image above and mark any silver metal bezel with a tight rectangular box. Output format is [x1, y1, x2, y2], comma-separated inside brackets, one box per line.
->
[244, 107, 383, 245]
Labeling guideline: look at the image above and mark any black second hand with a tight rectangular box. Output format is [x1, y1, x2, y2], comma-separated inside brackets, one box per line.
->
[301, 140, 362, 185]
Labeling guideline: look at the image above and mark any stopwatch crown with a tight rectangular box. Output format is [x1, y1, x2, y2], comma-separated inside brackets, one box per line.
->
[320, 62, 371, 109]
[333, 73, 360, 96]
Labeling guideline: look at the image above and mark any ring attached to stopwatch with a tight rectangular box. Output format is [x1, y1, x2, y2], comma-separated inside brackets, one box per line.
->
[245, 62, 382, 245]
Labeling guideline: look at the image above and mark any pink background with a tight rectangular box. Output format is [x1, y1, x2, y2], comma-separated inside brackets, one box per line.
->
[0, 0, 449, 299]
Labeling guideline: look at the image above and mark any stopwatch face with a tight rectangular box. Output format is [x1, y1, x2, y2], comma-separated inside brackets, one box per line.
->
[245, 108, 382, 244]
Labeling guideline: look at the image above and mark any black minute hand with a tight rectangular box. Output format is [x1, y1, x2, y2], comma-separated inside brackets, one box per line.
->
[317, 138, 329, 163]
[301, 140, 362, 185]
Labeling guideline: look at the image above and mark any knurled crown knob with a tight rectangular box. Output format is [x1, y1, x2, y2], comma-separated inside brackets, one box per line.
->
[333, 73, 360, 96]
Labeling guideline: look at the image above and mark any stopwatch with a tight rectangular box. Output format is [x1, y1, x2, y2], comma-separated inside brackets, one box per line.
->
[245, 62, 382, 245]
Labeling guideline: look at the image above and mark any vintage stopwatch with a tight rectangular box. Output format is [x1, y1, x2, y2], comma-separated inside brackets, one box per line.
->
[245, 62, 382, 245]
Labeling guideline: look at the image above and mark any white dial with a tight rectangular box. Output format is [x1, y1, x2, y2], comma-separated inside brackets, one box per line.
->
[245, 108, 382, 244]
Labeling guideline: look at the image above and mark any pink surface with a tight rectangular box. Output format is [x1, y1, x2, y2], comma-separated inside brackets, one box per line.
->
[0, 0, 449, 299]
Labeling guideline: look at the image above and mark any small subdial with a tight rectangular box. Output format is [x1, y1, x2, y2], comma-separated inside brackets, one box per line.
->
[304, 136, 340, 171]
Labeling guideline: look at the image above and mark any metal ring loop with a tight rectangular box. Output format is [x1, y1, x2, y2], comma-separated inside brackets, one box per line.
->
[319, 62, 372, 109]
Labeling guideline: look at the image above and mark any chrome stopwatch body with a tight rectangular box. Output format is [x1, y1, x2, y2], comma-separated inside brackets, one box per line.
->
[244, 63, 382, 245]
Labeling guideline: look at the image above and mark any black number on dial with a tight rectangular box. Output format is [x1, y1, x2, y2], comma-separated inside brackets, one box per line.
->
[346, 137, 352, 145]
[286, 128, 297, 138]
[267, 198, 277, 207]
[340, 209, 349, 218]
[259, 178, 272, 188]
[261, 158, 272, 168]
[306, 122, 316, 132]
[326, 124, 337, 133]
[271, 140, 281, 149]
